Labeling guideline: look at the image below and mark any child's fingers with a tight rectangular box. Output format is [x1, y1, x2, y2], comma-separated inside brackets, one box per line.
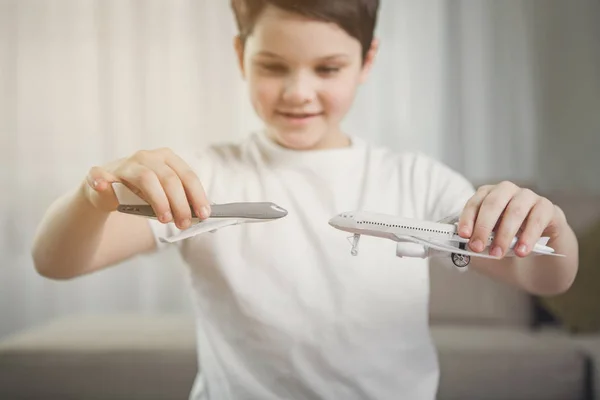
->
[123, 163, 174, 224]
[516, 198, 555, 257]
[491, 189, 538, 257]
[469, 181, 520, 253]
[165, 152, 211, 220]
[458, 185, 492, 238]
[142, 160, 193, 230]
[86, 166, 118, 192]
[84, 149, 210, 228]
[84, 166, 122, 212]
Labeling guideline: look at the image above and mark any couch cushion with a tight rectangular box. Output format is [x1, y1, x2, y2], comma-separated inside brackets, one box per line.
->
[539, 218, 600, 333]
[537, 193, 600, 333]
[548, 192, 600, 234]
[1, 315, 591, 399]
[429, 192, 600, 327]
[559, 333, 600, 400]
[431, 325, 590, 400]
[0, 314, 198, 400]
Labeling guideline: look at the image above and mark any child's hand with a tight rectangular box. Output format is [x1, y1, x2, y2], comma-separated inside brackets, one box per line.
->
[83, 148, 210, 230]
[457, 181, 567, 258]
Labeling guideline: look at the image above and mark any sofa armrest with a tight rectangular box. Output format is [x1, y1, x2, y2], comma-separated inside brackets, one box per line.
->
[0, 314, 198, 400]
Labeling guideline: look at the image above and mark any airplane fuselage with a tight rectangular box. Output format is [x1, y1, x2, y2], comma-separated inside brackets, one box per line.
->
[117, 202, 288, 224]
[329, 211, 466, 243]
[329, 211, 556, 262]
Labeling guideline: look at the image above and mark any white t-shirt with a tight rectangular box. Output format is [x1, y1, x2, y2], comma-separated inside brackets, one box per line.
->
[149, 131, 475, 400]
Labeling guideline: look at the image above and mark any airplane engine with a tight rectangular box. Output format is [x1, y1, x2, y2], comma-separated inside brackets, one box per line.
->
[396, 242, 429, 258]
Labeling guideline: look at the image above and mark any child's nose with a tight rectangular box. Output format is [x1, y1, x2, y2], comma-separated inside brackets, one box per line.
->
[281, 73, 316, 104]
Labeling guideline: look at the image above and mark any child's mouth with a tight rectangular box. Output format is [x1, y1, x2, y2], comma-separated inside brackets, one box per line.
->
[277, 111, 323, 125]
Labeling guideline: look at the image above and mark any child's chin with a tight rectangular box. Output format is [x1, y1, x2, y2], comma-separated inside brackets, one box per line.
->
[275, 131, 325, 150]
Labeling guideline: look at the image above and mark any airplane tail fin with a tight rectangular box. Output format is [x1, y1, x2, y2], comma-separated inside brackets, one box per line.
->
[537, 237, 550, 246]
[532, 236, 566, 257]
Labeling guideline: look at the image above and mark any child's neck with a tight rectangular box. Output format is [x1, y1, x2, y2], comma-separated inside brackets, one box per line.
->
[265, 128, 352, 151]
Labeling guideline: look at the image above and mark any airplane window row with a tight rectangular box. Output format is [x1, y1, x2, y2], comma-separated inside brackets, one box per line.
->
[357, 221, 452, 235]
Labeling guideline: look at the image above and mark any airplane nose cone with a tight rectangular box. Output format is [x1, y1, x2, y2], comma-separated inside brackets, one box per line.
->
[268, 203, 288, 218]
[329, 213, 355, 230]
[328, 216, 341, 228]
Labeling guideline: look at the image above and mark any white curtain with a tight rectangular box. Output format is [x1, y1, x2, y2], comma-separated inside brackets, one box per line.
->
[1, 0, 598, 338]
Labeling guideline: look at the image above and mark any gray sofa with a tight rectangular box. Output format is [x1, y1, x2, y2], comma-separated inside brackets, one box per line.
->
[1, 190, 599, 399]
[428, 189, 600, 400]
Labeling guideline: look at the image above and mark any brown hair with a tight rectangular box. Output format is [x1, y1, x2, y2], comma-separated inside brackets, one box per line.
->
[230, 0, 379, 61]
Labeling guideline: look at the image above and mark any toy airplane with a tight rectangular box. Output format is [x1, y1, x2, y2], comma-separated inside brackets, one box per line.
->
[328, 211, 564, 270]
[112, 182, 288, 243]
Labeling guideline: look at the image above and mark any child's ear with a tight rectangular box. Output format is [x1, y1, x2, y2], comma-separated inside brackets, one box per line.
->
[233, 35, 246, 79]
[359, 38, 379, 83]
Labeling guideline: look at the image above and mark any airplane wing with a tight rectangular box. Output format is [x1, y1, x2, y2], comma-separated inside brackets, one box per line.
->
[445, 235, 470, 244]
[159, 219, 239, 243]
[445, 234, 555, 250]
[393, 234, 502, 260]
[436, 214, 460, 224]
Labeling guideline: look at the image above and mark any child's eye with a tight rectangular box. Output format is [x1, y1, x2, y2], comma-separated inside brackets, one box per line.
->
[316, 66, 341, 76]
[259, 63, 287, 74]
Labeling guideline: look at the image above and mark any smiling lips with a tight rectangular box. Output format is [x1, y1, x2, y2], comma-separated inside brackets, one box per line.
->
[277, 111, 323, 125]
[279, 111, 322, 118]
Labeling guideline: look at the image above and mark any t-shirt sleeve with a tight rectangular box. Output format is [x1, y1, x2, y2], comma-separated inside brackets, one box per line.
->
[412, 152, 476, 223]
[146, 145, 218, 252]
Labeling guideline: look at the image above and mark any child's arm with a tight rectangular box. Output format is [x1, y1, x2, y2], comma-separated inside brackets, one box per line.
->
[31, 183, 156, 279]
[457, 181, 579, 296]
[31, 148, 211, 280]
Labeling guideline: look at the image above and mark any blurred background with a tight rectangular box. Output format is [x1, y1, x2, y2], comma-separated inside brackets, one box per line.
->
[0, 0, 599, 399]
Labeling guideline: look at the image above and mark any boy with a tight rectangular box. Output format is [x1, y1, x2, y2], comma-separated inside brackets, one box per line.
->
[32, 1, 579, 399]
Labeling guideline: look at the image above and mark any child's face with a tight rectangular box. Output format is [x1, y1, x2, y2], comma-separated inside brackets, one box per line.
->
[235, 5, 376, 150]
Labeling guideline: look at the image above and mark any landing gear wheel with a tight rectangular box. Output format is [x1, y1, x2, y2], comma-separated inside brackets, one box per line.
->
[451, 253, 470, 268]
[347, 233, 360, 256]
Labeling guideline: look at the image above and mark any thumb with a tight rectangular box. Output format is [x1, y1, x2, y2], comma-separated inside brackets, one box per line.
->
[86, 166, 119, 193]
